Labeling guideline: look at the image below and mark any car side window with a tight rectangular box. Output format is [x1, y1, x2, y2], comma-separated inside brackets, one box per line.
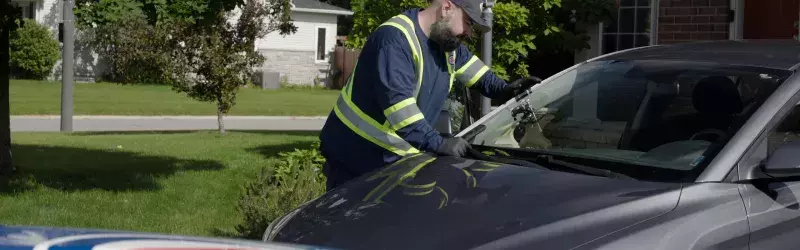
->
[767, 103, 800, 153]
[742, 101, 800, 172]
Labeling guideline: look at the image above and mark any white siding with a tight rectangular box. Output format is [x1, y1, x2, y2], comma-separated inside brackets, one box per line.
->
[257, 12, 338, 59]
[35, 0, 61, 36]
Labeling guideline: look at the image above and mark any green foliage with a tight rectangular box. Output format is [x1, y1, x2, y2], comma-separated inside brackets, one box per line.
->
[344, 0, 427, 49]
[74, 0, 177, 84]
[74, 0, 146, 28]
[270, 141, 326, 186]
[82, 13, 175, 84]
[165, 0, 297, 133]
[531, 0, 616, 53]
[76, 0, 298, 133]
[345, 0, 561, 81]
[345, 0, 615, 82]
[235, 141, 326, 240]
[9, 19, 60, 80]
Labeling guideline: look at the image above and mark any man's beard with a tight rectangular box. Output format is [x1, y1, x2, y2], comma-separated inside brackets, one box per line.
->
[430, 19, 461, 52]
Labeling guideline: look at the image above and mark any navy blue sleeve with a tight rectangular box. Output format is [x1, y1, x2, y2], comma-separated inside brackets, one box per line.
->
[454, 44, 509, 99]
[368, 27, 443, 153]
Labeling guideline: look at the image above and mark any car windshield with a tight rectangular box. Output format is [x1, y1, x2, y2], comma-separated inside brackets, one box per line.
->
[457, 59, 792, 182]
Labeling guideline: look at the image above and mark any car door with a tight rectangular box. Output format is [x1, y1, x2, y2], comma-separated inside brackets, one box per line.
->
[737, 94, 800, 249]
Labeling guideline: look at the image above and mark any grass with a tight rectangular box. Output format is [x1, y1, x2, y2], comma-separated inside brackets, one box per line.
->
[11, 80, 340, 116]
[0, 130, 320, 237]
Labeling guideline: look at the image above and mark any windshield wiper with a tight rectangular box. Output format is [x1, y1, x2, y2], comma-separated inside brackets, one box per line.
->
[536, 155, 635, 180]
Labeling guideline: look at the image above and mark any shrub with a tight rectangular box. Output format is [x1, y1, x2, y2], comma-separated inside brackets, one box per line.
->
[9, 19, 60, 80]
[235, 141, 327, 240]
[81, 14, 176, 85]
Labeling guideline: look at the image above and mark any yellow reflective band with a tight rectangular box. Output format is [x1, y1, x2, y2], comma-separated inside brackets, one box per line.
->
[437, 186, 449, 209]
[365, 153, 424, 182]
[456, 56, 478, 75]
[400, 181, 436, 189]
[461, 168, 477, 188]
[333, 102, 418, 157]
[383, 98, 425, 131]
[380, 23, 419, 61]
[380, 14, 424, 98]
[334, 92, 420, 156]
[401, 181, 436, 196]
[455, 55, 490, 88]
[468, 66, 490, 87]
[391, 113, 424, 131]
[362, 156, 437, 203]
[384, 98, 416, 117]
[403, 189, 434, 196]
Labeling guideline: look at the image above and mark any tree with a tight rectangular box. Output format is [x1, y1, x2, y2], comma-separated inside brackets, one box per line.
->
[163, 0, 296, 134]
[74, 0, 172, 84]
[345, 0, 562, 82]
[75, 0, 297, 134]
[1, 3, 23, 176]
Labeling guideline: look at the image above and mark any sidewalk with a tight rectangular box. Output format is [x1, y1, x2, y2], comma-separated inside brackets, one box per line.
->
[11, 115, 327, 132]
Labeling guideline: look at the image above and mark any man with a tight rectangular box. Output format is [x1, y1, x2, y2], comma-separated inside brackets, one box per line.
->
[319, 0, 536, 190]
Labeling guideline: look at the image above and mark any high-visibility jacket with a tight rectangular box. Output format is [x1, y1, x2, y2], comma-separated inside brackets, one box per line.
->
[319, 8, 509, 184]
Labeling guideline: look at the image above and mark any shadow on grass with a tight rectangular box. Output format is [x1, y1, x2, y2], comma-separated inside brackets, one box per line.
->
[69, 130, 202, 136]
[0, 144, 224, 194]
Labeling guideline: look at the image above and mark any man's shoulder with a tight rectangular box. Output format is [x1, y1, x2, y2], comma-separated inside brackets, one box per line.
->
[368, 24, 410, 45]
[366, 10, 419, 45]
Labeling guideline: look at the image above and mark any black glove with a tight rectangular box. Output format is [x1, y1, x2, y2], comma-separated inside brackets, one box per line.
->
[502, 76, 542, 100]
[436, 137, 471, 157]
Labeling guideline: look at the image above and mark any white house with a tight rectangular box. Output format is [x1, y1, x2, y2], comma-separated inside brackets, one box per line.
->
[253, 0, 353, 86]
[9, 0, 353, 86]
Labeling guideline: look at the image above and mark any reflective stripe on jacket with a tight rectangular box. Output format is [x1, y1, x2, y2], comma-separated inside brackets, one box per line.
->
[319, 8, 509, 180]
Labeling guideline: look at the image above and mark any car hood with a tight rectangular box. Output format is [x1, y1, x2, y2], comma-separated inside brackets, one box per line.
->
[272, 154, 683, 250]
[0, 225, 328, 250]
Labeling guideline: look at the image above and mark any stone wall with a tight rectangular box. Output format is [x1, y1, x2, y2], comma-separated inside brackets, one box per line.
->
[258, 49, 330, 86]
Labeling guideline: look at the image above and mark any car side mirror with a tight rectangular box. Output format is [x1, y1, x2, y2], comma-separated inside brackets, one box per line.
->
[762, 141, 800, 178]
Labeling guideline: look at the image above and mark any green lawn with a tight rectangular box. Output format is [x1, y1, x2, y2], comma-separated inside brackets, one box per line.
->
[11, 80, 340, 116]
[0, 130, 320, 237]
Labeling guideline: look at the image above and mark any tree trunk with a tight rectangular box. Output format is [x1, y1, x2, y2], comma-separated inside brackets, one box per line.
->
[0, 16, 14, 175]
[217, 101, 226, 135]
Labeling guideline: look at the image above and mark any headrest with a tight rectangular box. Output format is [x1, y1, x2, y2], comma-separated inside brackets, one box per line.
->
[691, 76, 742, 116]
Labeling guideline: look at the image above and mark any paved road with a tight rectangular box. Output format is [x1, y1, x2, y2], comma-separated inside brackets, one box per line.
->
[11, 115, 327, 132]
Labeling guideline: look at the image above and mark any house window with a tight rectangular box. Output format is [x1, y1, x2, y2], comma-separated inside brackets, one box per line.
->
[600, 0, 656, 54]
[316, 27, 327, 61]
[10, 2, 35, 20]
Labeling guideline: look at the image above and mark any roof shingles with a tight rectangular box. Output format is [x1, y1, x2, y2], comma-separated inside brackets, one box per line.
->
[293, 0, 351, 12]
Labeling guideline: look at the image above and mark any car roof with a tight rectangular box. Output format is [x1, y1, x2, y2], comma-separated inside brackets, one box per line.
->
[599, 40, 800, 71]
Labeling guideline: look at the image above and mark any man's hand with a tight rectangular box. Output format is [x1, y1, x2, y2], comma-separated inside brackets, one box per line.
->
[502, 76, 542, 100]
[436, 137, 471, 157]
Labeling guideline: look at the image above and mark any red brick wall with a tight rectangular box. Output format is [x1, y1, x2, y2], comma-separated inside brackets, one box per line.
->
[658, 0, 730, 44]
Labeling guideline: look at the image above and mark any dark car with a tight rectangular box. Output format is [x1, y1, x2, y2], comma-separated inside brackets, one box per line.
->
[263, 40, 800, 250]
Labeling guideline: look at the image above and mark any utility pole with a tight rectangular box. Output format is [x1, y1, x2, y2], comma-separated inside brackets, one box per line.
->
[480, 0, 494, 117]
[61, 0, 75, 132]
[1, 4, 16, 175]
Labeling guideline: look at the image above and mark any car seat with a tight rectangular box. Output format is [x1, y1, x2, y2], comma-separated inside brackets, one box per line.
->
[683, 75, 743, 141]
[622, 75, 743, 151]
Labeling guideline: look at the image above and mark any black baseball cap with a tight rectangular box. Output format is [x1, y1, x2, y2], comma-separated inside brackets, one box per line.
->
[450, 0, 491, 33]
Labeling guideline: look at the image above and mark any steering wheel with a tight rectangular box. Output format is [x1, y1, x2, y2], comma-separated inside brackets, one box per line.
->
[690, 129, 726, 142]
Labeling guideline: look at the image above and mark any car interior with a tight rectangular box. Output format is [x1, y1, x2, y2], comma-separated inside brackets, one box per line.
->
[466, 60, 789, 171]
